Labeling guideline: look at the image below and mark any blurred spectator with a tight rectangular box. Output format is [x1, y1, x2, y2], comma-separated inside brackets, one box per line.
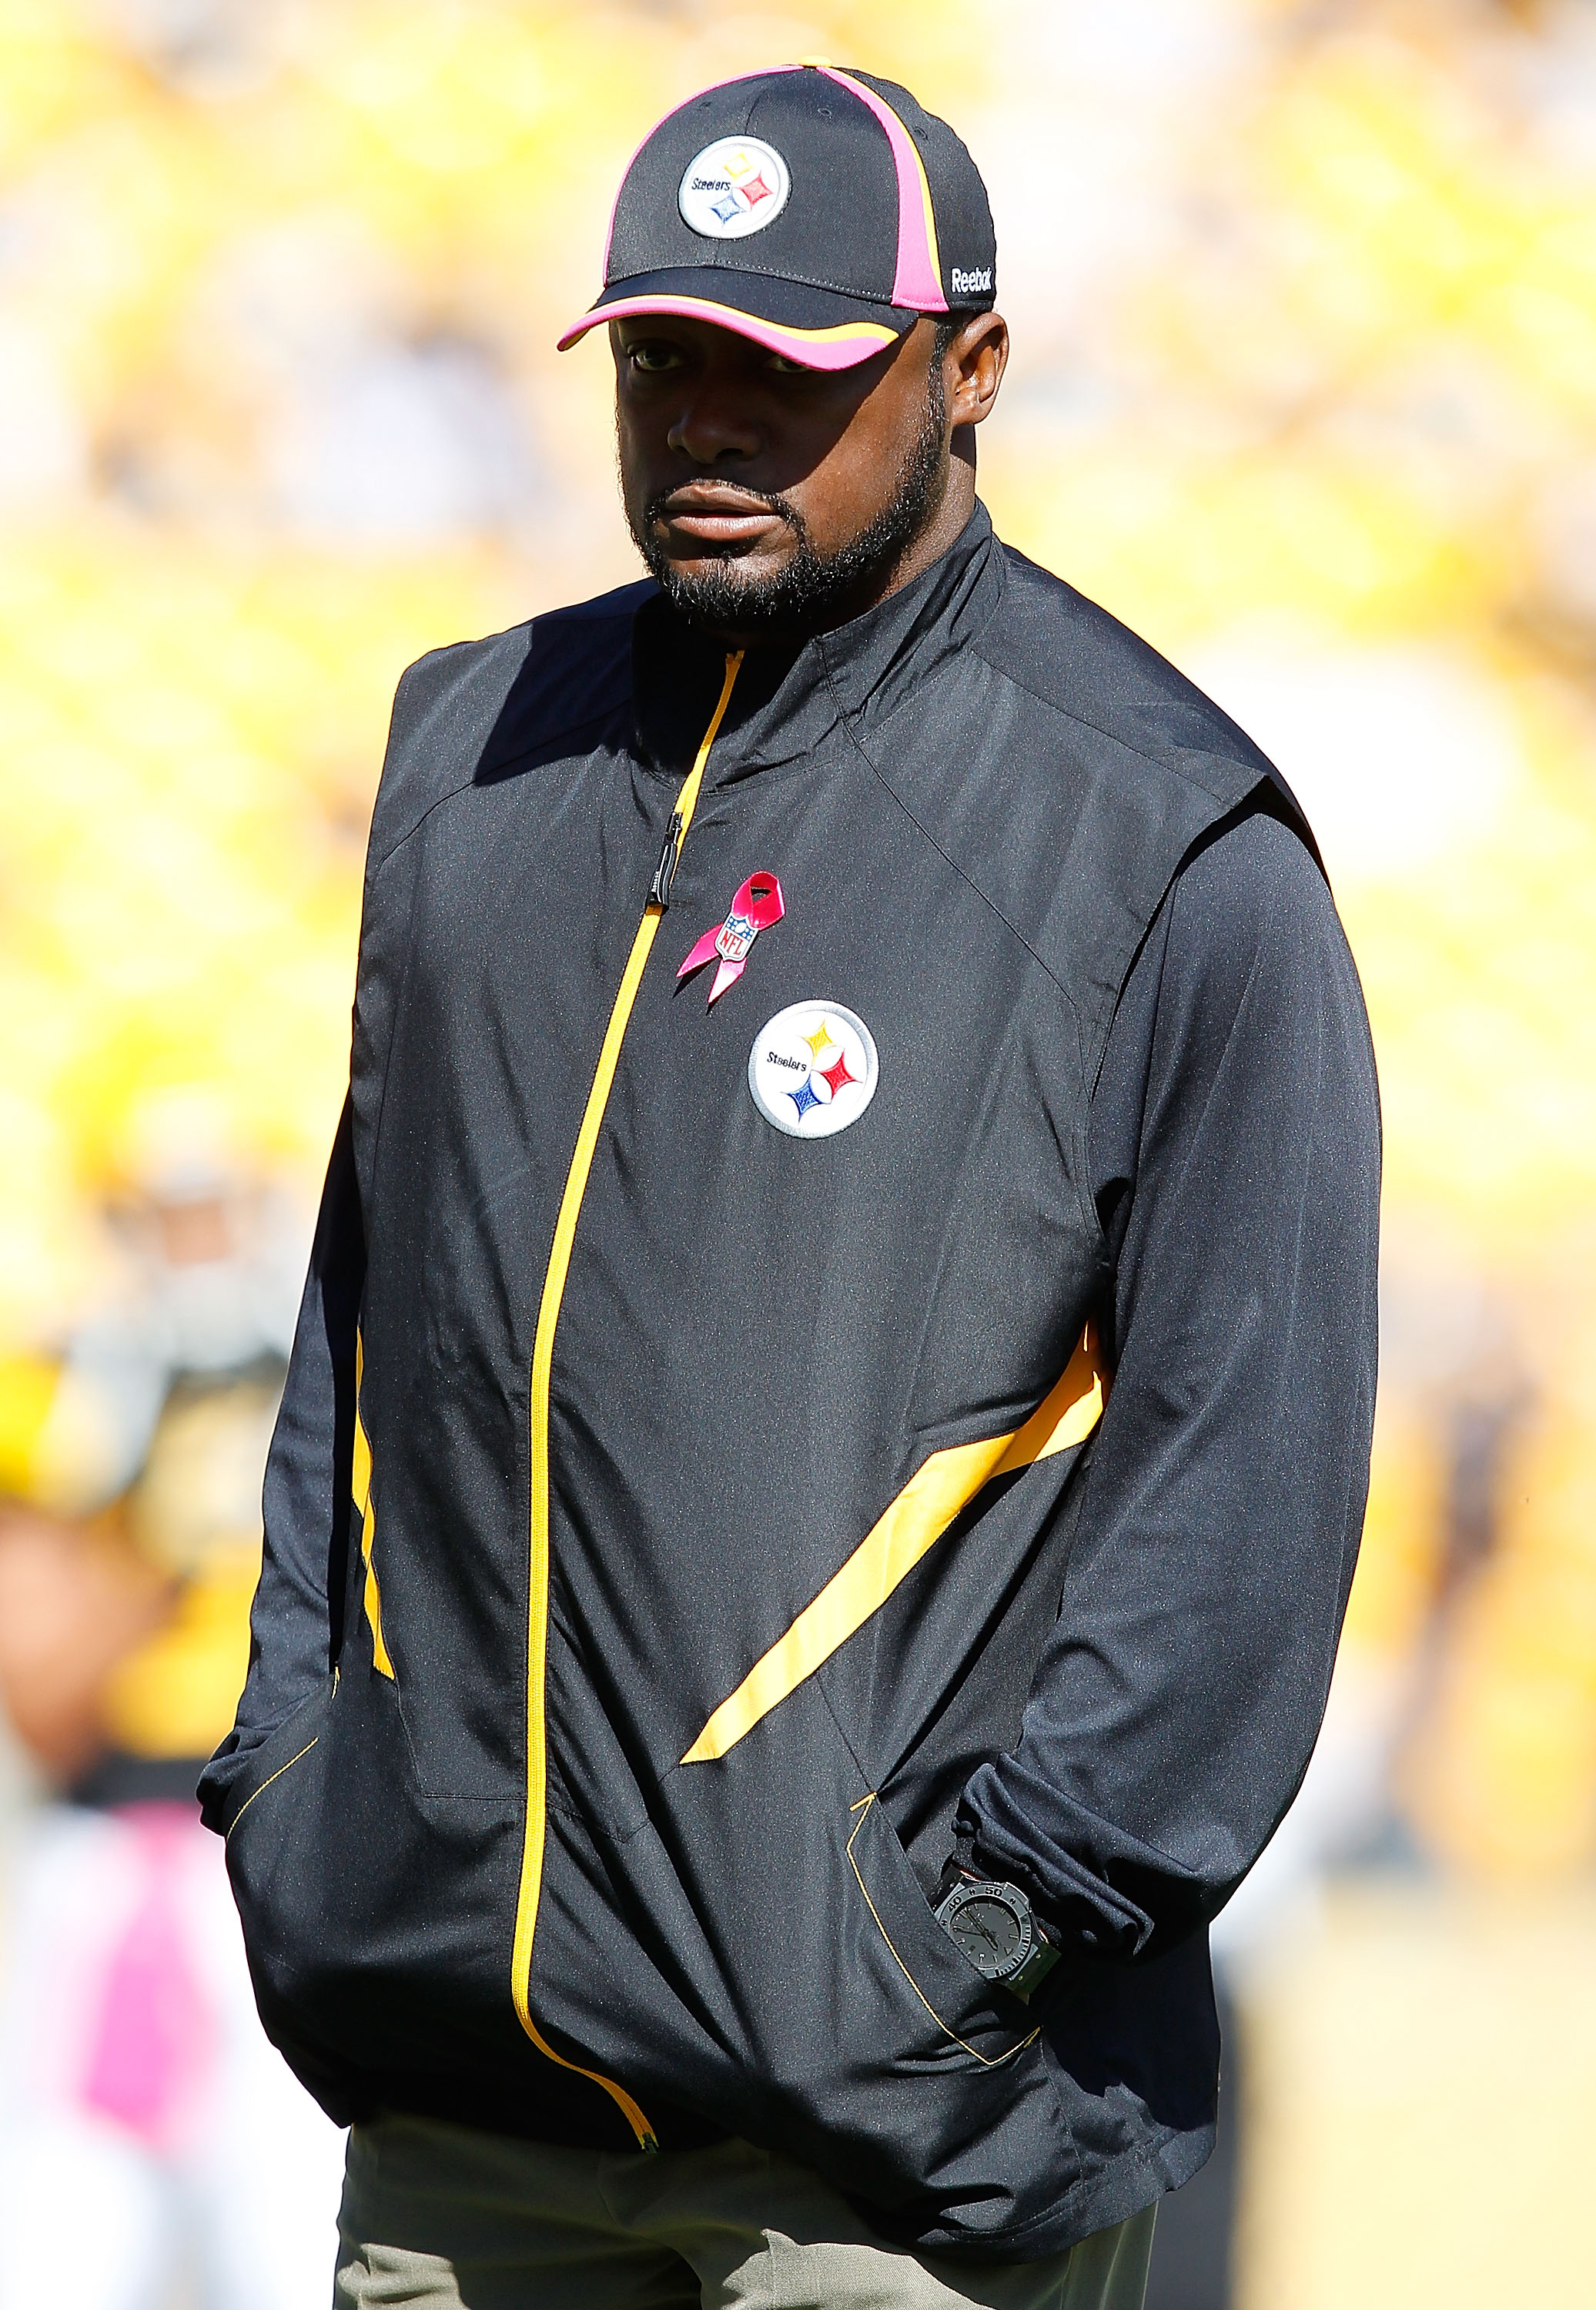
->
[0, 1117, 343, 2310]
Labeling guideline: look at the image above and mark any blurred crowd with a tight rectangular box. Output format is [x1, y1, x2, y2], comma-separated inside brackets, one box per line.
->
[0, 2, 1593, 2305]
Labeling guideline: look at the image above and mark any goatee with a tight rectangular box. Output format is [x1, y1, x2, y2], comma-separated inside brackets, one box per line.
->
[627, 370, 949, 639]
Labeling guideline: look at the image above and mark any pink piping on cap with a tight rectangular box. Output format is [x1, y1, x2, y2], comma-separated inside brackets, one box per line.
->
[818, 69, 947, 313]
[600, 66, 803, 277]
[557, 293, 901, 371]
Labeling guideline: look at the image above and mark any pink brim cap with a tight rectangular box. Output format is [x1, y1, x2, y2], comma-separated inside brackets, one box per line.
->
[557, 291, 908, 373]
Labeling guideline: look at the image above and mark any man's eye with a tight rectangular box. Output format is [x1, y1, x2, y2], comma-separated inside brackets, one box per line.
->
[628, 343, 683, 373]
[765, 352, 811, 375]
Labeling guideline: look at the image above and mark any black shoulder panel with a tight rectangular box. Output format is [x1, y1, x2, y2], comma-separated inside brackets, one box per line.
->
[849, 544, 1324, 1083]
[983, 547, 1320, 855]
[367, 580, 653, 870]
[959, 552, 1322, 1069]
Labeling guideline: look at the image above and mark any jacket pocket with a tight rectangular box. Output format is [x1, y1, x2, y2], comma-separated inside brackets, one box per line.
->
[843, 1790, 1039, 2075]
[218, 1679, 335, 1843]
[223, 1675, 337, 2015]
[223, 1662, 526, 2122]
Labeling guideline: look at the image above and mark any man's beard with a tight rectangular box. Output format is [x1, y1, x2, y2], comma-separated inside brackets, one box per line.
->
[627, 367, 949, 639]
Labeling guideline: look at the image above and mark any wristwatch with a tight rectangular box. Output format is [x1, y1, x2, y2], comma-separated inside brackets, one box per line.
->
[933, 1876, 1059, 2002]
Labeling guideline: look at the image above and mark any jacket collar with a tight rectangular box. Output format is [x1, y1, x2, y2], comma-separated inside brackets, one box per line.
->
[631, 502, 1004, 782]
[815, 498, 1002, 727]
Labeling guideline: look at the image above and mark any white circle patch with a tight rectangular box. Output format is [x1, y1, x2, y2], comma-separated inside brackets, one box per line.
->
[748, 1003, 878, 1140]
[678, 136, 791, 239]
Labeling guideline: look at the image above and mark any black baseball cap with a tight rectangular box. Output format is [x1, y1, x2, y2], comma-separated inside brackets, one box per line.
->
[557, 62, 997, 372]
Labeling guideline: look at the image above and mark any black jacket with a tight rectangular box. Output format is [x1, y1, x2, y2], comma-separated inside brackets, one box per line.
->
[202, 507, 1379, 2259]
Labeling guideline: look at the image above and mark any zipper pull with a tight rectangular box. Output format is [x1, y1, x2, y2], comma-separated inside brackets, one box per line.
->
[649, 811, 684, 910]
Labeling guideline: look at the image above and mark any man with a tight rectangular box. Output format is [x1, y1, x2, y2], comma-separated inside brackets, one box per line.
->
[201, 63, 1379, 2310]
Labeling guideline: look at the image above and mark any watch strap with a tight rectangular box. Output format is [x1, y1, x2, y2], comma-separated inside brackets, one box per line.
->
[1005, 1930, 1059, 2003]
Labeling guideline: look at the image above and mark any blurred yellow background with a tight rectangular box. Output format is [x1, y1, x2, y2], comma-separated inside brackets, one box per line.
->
[1, 2, 1594, 2303]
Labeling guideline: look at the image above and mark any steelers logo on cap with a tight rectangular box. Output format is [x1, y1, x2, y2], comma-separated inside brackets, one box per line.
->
[678, 136, 791, 239]
[748, 1003, 878, 1139]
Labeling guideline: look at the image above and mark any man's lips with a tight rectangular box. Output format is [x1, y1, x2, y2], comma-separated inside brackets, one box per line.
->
[655, 490, 788, 547]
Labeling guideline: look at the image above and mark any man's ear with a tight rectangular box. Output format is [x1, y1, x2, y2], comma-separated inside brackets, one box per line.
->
[948, 312, 1009, 431]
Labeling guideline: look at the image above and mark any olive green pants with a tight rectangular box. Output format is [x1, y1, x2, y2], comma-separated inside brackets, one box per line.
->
[334, 2114, 1156, 2310]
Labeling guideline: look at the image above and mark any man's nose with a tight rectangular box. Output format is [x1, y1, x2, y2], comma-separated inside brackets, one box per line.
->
[667, 387, 762, 464]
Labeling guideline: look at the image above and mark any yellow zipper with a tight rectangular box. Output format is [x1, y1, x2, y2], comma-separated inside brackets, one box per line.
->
[510, 649, 744, 2151]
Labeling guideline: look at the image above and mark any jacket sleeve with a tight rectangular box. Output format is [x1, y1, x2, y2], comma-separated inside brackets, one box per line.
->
[198, 1095, 365, 1830]
[955, 807, 1380, 1960]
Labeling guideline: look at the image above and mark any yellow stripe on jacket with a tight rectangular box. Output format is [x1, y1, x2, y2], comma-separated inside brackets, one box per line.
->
[683, 1323, 1107, 1765]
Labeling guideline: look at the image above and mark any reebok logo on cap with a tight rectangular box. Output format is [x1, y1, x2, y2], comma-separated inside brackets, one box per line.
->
[557, 63, 998, 373]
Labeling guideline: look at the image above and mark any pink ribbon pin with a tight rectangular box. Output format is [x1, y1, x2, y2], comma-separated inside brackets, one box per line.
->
[678, 872, 785, 1006]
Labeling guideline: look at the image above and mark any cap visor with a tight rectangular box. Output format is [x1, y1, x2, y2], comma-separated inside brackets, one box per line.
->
[557, 268, 913, 372]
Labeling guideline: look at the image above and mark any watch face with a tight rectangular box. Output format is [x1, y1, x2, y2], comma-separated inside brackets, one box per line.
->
[945, 1889, 1028, 1979]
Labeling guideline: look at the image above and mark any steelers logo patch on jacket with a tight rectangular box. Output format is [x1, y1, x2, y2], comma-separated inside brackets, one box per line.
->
[748, 1003, 878, 1138]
